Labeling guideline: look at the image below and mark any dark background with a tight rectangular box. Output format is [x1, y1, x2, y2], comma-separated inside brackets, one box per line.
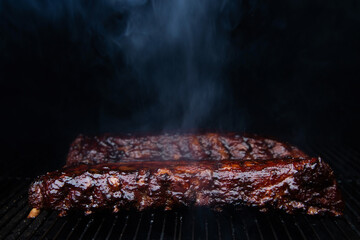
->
[0, 0, 359, 177]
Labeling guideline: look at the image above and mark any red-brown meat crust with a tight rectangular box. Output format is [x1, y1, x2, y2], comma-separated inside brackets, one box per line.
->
[66, 133, 307, 166]
[29, 158, 343, 216]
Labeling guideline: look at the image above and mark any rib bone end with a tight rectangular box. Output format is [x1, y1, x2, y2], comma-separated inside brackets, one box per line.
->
[27, 208, 40, 218]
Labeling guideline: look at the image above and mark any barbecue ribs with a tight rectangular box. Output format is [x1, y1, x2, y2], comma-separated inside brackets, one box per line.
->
[28, 133, 343, 218]
[28, 158, 343, 217]
[66, 133, 307, 166]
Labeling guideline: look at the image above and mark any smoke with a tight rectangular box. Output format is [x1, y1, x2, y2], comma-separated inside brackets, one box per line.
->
[99, 0, 243, 132]
[2, 0, 360, 146]
[0, 0, 245, 133]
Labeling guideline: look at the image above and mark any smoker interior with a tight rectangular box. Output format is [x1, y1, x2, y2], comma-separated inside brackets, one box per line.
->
[0, 143, 359, 240]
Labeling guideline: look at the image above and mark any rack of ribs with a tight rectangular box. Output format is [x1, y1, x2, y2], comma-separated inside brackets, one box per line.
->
[28, 158, 343, 217]
[66, 133, 308, 166]
[28, 133, 343, 218]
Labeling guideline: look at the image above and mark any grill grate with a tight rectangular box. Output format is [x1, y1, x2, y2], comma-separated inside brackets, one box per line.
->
[1, 145, 360, 240]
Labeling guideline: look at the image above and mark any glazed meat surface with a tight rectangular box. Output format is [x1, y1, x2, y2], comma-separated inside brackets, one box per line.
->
[29, 158, 343, 217]
[66, 133, 307, 166]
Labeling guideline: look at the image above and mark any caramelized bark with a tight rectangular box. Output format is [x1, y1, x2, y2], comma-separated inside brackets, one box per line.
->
[29, 158, 343, 216]
[66, 133, 307, 166]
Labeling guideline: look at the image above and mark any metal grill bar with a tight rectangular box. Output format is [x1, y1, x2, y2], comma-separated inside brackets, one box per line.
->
[159, 212, 166, 240]
[78, 217, 94, 240]
[65, 217, 81, 239]
[145, 213, 154, 240]
[22, 211, 51, 239]
[105, 215, 118, 240]
[38, 212, 61, 239]
[178, 214, 182, 240]
[279, 214, 302, 240]
[118, 214, 129, 239]
[92, 217, 105, 239]
[314, 144, 360, 177]
[253, 215, 274, 240]
[327, 147, 360, 175]
[319, 218, 337, 240]
[1, 202, 359, 240]
[265, 213, 289, 239]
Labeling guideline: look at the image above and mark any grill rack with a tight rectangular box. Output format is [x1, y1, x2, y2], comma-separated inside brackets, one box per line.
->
[1, 144, 360, 240]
